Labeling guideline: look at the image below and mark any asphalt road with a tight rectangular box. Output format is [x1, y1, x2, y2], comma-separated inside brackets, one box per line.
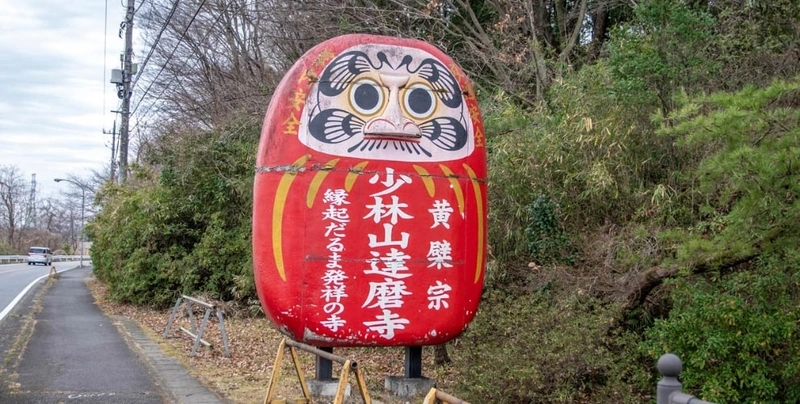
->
[0, 261, 78, 322]
[0, 266, 226, 403]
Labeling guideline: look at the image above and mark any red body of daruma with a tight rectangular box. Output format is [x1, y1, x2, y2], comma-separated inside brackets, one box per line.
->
[253, 34, 487, 347]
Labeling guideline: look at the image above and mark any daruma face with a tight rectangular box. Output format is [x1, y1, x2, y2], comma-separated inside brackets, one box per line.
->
[298, 44, 474, 162]
[253, 34, 487, 347]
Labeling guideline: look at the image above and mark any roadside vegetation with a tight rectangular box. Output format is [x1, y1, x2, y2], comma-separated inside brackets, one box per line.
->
[0, 166, 94, 255]
[85, 1, 800, 402]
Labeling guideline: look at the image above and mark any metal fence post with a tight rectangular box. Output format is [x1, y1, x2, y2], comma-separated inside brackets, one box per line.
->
[191, 307, 213, 355]
[216, 308, 230, 357]
[657, 353, 683, 404]
[164, 296, 184, 337]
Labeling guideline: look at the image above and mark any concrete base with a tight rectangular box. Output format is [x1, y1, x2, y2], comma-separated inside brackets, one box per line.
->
[307, 378, 351, 398]
[384, 375, 436, 397]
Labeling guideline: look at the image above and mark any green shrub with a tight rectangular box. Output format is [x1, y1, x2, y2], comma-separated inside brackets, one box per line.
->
[0, 242, 15, 255]
[456, 290, 648, 403]
[525, 194, 575, 266]
[643, 252, 800, 403]
[608, 0, 717, 117]
[89, 122, 258, 307]
[637, 75, 800, 404]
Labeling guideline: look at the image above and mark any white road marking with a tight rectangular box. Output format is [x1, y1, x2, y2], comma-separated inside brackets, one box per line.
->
[0, 266, 80, 323]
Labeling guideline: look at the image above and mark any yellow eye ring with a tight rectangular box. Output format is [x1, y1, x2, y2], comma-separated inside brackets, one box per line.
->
[402, 83, 437, 120]
[348, 78, 385, 117]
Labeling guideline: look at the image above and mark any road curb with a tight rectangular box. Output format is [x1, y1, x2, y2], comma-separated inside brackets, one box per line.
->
[114, 316, 230, 404]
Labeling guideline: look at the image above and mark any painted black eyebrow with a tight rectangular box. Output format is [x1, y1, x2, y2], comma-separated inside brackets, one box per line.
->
[401, 57, 463, 108]
[316, 50, 464, 105]
[316, 80, 453, 96]
[317, 51, 374, 96]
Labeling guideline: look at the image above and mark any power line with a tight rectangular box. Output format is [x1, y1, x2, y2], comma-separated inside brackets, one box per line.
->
[131, 0, 182, 88]
[133, 0, 150, 16]
[131, 0, 236, 123]
[130, 0, 208, 117]
[129, 73, 177, 133]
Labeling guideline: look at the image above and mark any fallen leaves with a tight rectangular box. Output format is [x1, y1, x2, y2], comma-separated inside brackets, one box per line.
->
[87, 277, 457, 403]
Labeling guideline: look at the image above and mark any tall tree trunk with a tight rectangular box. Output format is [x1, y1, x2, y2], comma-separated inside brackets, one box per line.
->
[557, 0, 588, 67]
[587, 5, 609, 62]
[434, 343, 451, 366]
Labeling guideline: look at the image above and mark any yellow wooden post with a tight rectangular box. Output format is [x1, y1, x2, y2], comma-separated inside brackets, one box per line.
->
[289, 345, 312, 400]
[423, 388, 438, 404]
[354, 366, 372, 403]
[423, 387, 471, 404]
[264, 340, 287, 404]
[264, 338, 373, 404]
[333, 359, 351, 404]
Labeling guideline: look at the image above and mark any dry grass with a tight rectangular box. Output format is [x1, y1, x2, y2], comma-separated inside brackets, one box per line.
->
[87, 278, 461, 404]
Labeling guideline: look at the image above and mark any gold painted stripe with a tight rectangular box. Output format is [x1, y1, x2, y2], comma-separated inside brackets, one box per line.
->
[306, 159, 339, 208]
[412, 165, 435, 197]
[464, 164, 485, 284]
[345, 161, 369, 192]
[273, 154, 311, 281]
[439, 165, 464, 215]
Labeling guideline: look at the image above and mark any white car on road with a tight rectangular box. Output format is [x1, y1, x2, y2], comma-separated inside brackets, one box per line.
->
[27, 247, 53, 266]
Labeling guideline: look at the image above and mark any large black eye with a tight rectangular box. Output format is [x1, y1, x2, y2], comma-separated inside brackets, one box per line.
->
[349, 78, 384, 116]
[403, 83, 436, 119]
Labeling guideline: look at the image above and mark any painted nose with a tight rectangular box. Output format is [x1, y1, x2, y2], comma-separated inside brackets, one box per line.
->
[364, 73, 421, 138]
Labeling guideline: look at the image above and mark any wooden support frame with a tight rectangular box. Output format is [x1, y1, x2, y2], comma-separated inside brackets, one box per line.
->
[423, 388, 471, 404]
[263, 338, 371, 404]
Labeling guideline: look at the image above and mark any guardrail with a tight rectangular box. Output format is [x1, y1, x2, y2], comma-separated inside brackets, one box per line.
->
[0, 255, 25, 264]
[0, 255, 86, 264]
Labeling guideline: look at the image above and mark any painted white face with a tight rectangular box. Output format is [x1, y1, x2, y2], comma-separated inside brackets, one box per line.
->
[297, 44, 475, 162]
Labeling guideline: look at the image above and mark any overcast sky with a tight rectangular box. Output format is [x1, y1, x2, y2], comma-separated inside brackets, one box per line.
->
[0, 1, 128, 197]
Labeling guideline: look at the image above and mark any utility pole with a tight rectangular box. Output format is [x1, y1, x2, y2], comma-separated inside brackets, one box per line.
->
[26, 174, 36, 228]
[118, 0, 135, 183]
[103, 120, 117, 181]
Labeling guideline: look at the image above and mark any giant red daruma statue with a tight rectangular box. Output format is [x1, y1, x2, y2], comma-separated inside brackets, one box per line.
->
[253, 34, 487, 347]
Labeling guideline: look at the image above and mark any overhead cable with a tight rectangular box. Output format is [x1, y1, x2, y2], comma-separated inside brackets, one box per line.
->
[132, 0, 182, 88]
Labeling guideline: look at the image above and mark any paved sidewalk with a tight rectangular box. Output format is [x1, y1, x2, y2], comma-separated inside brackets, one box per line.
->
[116, 315, 227, 403]
[0, 266, 227, 404]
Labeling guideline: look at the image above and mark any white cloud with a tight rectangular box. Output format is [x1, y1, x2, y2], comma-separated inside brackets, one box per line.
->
[0, 0, 129, 196]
